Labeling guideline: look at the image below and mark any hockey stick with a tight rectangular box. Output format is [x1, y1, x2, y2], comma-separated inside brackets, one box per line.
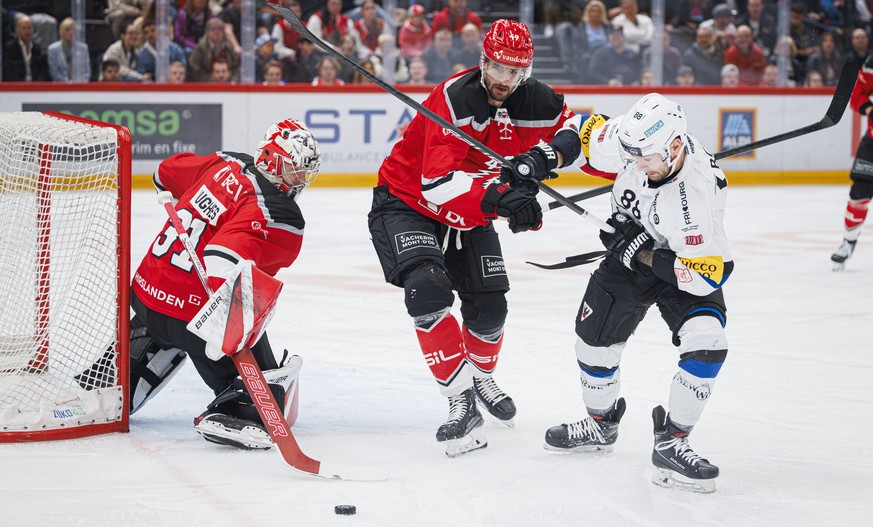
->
[157, 192, 387, 482]
[546, 60, 861, 211]
[266, 2, 612, 232]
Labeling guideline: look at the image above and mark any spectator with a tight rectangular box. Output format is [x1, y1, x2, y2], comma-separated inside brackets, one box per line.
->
[736, 0, 777, 56]
[582, 0, 609, 52]
[174, 0, 213, 57]
[337, 34, 361, 83]
[210, 58, 231, 83]
[307, 0, 355, 50]
[354, 1, 389, 56]
[167, 59, 186, 83]
[254, 34, 280, 84]
[399, 4, 433, 59]
[610, 0, 654, 55]
[450, 23, 482, 69]
[220, 0, 267, 56]
[350, 57, 377, 84]
[720, 63, 740, 87]
[682, 25, 724, 86]
[312, 56, 344, 86]
[432, 0, 482, 39]
[642, 31, 684, 85]
[2, 13, 50, 82]
[636, 66, 654, 86]
[100, 58, 121, 82]
[47, 17, 91, 82]
[699, 3, 737, 53]
[670, 0, 708, 32]
[450, 62, 467, 75]
[789, 3, 822, 60]
[723, 25, 767, 86]
[675, 64, 696, 85]
[421, 28, 455, 83]
[105, 0, 152, 40]
[137, 18, 187, 81]
[406, 56, 429, 84]
[262, 59, 285, 85]
[289, 37, 322, 83]
[803, 69, 824, 87]
[370, 33, 410, 84]
[773, 35, 805, 87]
[271, 0, 302, 60]
[846, 28, 870, 68]
[554, 3, 588, 84]
[102, 21, 144, 81]
[806, 31, 843, 87]
[588, 26, 642, 85]
[760, 62, 779, 87]
[190, 18, 240, 82]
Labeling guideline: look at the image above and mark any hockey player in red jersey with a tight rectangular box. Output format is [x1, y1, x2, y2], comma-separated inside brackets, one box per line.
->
[128, 118, 321, 450]
[831, 56, 873, 270]
[367, 19, 583, 457]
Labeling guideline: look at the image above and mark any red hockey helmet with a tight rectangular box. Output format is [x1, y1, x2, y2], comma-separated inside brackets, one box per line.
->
[482, 19, 533, 70]
[255, 118, 321, 199]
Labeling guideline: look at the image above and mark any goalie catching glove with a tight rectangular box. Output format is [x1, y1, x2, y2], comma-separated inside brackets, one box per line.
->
[482, 182, 543, 233]
[600, 212, 653, 271]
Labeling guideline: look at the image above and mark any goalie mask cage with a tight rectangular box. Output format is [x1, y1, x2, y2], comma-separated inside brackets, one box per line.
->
[0, 111, 130, 442]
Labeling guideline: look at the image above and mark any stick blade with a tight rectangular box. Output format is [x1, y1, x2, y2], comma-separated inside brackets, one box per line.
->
[823, 61, 860, 126]
[317, 461, 389, 482]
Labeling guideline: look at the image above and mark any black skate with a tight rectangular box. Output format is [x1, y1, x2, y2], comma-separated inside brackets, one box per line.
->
[831, 238, 857, 271]
[651, 405, 719, 493]
[436, 389, 486, 457]
[473, 376, 517, 427]
[544, 398, 626, 453]
[193, 411, 273, 451]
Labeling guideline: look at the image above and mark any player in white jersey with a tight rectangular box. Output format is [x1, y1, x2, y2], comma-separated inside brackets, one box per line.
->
[543, 94, 732, 493]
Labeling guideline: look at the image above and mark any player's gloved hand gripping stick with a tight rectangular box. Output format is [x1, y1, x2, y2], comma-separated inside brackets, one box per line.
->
[157, 191, 387, 482]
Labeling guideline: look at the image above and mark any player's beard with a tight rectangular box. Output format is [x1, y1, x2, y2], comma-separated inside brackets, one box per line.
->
[485, 77, 516, 103]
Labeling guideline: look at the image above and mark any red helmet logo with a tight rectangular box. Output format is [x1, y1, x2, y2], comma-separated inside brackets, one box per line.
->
[483, 19, 533, 68]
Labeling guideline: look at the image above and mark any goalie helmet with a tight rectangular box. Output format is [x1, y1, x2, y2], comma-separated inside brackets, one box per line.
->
[618, 93, 687, 172]
[480, 19, 533, 85]
[255, 118, 321, 199]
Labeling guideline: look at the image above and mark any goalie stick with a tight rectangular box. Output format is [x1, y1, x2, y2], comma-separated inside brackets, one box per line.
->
[156, 192, 387, 482]
[547, 60, 861, 211]
[266, 2, 613, 233]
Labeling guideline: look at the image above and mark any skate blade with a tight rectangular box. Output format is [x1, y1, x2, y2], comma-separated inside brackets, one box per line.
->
[194, 420, 273, 450]
[443, 428, 488, 458]
[543, 442, 614, 453]
[832, 260, 846, 271]
[651, 467, 717, 494]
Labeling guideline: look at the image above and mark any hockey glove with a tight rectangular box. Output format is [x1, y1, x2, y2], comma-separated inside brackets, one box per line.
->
[599, 212, 653, 271]
[500, 143, 559, 185]
[482, 183, 543, 233]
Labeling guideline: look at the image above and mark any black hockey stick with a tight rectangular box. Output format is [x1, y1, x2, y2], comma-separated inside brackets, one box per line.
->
[547, 60, 861, 211]
[267, 2, 612, 232]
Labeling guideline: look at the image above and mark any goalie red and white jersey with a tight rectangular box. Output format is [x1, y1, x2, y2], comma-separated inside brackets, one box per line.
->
[852, 55, 873, 140]
[377, 67, 575, 230]
[133, 151, 305, 321]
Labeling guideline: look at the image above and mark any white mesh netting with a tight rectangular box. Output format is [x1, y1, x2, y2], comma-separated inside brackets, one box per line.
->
[0, 113, 125, 435]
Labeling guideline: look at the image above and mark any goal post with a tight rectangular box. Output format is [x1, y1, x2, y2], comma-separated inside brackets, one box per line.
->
[0, 111, 131, 441]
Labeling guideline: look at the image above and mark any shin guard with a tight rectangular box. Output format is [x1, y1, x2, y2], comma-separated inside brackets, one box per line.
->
[414, 310, 471, 397]
[462, 325, 503, 375]
[844, 198, 870, 240]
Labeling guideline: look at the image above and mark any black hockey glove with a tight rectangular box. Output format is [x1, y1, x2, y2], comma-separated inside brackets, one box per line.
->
[599, 213, 653, 271]
[482, 183, 543, 233]
[500, 144, 559, 185]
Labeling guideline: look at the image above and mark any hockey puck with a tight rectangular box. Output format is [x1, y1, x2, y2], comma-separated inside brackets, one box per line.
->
[334, 505, 356, 515]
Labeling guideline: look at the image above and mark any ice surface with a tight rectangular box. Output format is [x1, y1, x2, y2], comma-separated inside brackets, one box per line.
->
[2, 186, 871, 527]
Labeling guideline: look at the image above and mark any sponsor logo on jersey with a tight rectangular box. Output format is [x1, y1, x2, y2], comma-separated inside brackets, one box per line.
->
[686, 234, 704, 246]
[597, 123, 610, 143]
[644, 120, 664, 137]
[192, 186, 227, 226]
[481, 255, 506, 277]
[579, 301, 593, 321]
[674, 267, 694, 283]
[395, 231, 440, 254]
[677, 255, 723, 283]
[678, 181, 692, 225]
[135, 272, 186, 309]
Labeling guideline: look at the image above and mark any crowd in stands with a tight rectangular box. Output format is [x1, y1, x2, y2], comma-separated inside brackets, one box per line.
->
[1, 0, 869, 87]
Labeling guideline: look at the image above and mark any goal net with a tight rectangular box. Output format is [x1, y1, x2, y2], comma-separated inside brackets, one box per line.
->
[0, 112, 130, 441]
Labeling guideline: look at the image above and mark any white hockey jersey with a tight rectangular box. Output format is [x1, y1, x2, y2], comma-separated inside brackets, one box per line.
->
[581, 115, 733, 296]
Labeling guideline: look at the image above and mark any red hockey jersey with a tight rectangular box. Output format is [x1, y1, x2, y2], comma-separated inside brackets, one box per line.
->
[852, 55, 873, 140]
[133, 151, 305, 321]
[377, 67, 575, 229]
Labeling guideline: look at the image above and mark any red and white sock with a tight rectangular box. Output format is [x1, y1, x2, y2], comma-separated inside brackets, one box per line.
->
[462, 325, 503, 376]
[844, 198, 870, 241]
[415, 311, 470, 396]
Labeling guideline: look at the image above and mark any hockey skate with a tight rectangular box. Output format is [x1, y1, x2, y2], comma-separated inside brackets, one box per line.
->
[831, 238, 857, 271]
[436, 389, 486, 458]
[544, 398, 626, 453]
[651, 405, 719, 493]
[193, 411, 273, 450]
[473, 376, 517, 428]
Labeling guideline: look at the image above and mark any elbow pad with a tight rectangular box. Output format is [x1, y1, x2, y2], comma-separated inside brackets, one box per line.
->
[550, 128, 582, 168]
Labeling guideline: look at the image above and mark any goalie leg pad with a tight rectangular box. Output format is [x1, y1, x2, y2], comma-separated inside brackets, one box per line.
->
[129, 326, 188, 414]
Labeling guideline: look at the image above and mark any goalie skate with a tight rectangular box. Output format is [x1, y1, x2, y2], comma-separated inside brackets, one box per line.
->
[436, 389, 487, 457]
[831, 239, 856, 271]
[473, 376, 516, 428]
[650, 405, 718, 494]
[194, 412, 273, 451]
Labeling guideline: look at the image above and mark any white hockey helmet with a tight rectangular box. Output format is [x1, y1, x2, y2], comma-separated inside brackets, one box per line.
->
[255, 118, 321, 199]
[618, 93, 687, 172]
